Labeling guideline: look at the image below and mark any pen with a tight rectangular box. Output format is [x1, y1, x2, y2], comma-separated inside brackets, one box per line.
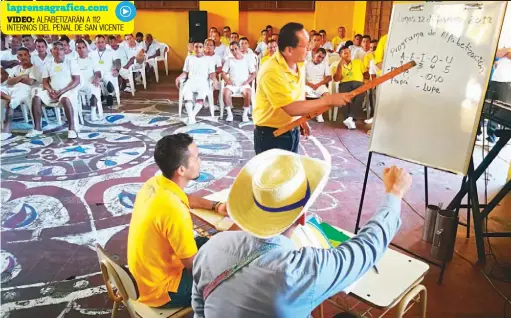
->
[373, 265, 379, 274]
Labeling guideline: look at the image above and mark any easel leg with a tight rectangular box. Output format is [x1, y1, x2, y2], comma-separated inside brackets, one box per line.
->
[468, 161, 486, 264]
[424, 166, 428, 210]
[355, 152, 373, 234]
[466, 184, 471, 239]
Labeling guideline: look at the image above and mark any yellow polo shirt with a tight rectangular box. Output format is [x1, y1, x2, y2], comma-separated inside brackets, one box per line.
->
[127, 175, 197, 307]
[253, 51, 304, 128]
[331, 36, 346, 51]
[374, 34, 388, 65]
[363, 51, 375, 73]
[260, 54, 272, 65]
[333, 59, 365, 83]
[220, 36, 230, 47]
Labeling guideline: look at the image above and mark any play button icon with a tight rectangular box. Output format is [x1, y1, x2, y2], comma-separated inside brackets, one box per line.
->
[116, 1, 136, 22]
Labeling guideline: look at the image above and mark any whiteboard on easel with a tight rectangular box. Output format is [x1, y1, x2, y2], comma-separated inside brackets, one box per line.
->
[369, 1, 507, 175]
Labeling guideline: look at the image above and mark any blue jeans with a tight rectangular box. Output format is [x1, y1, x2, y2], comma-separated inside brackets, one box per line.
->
[254, 126, 299, 155]
[159, 236, 209, 308]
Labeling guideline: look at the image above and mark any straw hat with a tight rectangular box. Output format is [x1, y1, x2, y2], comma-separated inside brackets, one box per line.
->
[227, 149, 331, 238]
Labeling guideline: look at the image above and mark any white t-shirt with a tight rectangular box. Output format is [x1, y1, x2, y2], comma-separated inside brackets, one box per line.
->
[1, 50, 17, 62]
[306, 60, 331, 84]
[124, 44, 143, 60]
[31, 53, 53, 82]
[243, 50, 258, 70]
[42, 58, 80, 90]
[352, 47, 368, 61]
[183, 55, 215, 80]
[145, 40, 160, 57]
[255, 41, 268, 56]
[76, 55, 100, 84]
[492, 40, 511, 83]
[222, 56, 255, 86]
[89, 48, 118, 77]
[335, 41, 347, 53]
[214, 43, 227, 60]
[322, 42, 334, 51]
[7, 64, 40, 83]
[204, 54, 222, 71]
[112, 46, 130, 67]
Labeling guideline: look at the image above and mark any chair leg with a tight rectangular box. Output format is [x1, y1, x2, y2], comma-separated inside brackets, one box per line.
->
[219, 89, 224, 119]
[164, 60, 169, 75]
[178, 88, 183, 118]
[328, 109, 332, 121]
[154, 61, 159, 83]
[396, 284, 427, 318]
[115, 82, 121, 106]
[22, 104, 29, 123]
[42, 108, 49, 125]
[111, 301, 119, 318]
[129, 73, 136, 97]
[333, 107, 338, 122]
[55, 107, 62, 125]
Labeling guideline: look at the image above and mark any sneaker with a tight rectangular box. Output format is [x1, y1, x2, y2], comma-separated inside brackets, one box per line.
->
[68, 130, 78, 139]
[316, 115, 324, 123]
[124, 87, 132, 93]
[364, 118, 374, 124]
[242, 113, 250, 123]
[476, 134, 482, 141]
[343, 117, 354, 130]
[26, 130, 43, 138]
[348, 120, 356, 130]
[0, 132, 12, 141]
[226, 111, 234, 122]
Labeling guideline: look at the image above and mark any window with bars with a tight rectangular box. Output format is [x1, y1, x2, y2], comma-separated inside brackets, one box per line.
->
[134, 1, 199, 10]
[364, 1, 393, 41]
[239, 1, 315, 11]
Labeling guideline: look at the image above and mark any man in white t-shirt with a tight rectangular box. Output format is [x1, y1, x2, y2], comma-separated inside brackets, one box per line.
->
[222, 42, 256, 123]
[76, 40, 103, 121]
[318, 30, 334, 53]
[119, 34, 146, 94]
[239, 37, 258, 70]
[21, 35, 37, 56]
[204, 39, 223, 104]
[90, 35, 121, 106]
[28, 42, 81, 139]
[477, 41, 511, 147]
[31, 39, 53, 83]
[0, 48, 40, 140]
[176, 41, 216, 125]
[352, 35, 371, 61]
[305, 48, 332, 123]
[144, 34, 161, 77]
[59, 36, 74, 58]
[1, 35, 21, 69]
[108, 35, 129, 70]
[211, 31, 227, 61]
[254, 30, 269, 56]
[306, 33, 323, 62]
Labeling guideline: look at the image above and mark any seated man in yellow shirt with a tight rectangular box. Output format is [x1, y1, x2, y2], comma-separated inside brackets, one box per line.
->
[127, 134, 228, 308]
[333, 45, 366, 130]
[260, 39, 277, 65]
[331, 26, 347, 51]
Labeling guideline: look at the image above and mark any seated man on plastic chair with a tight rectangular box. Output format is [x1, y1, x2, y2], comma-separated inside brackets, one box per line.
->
[90, 35, 120, 107]
[144, 34, 160, 78]
[222, 41, 256, 123]
[75, 40, 102, 121]
[27, 41, 81, 139]
[176, 41, 216, 125]
[1, 47, 40, 140]
[305, 48, 332, 123]
[119, 34, 145, 94]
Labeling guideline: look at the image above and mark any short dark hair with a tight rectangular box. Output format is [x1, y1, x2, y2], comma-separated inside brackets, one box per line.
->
[229, 41, 240, 47]
[345, 40, 354, 47]
[108, 35, 116, 41]
[35, 38, 48, 46]
[338, 26, 345, 30]
[136, 32, 143, 37]
[193, 39, 203, 44]
[223, 26, 231, 31]
[267, 39, 276, 44]
[266, 25, 273, 29]
[95, 34, 105, 40]
[316, 48, 327, 55]
[22, 34, 32, 39]
[204, 38, 214, 46]
[312, 33, 321, 40]
[239, 37, 248, 42]
[371, 39, 378, 44]
[231, 32, 238, 36]
[59, 35, 70, 44]
[154, 134, 194, 179]
[75, 39, 87, 46]
[52, 41, 64, 49]
[362, 34, 371, 40]
[339, 45, 350, 53]
[17, 47, 29, 54]
[354, 34, 362, 39]
[261, 29, 267, 34]
[319, 30, 326, 34]
[278, 22, 304, 53]
[210, 26, 218, 31]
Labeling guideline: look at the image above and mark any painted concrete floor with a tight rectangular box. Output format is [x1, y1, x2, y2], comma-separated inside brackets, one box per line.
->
[1, 74, 510, 318]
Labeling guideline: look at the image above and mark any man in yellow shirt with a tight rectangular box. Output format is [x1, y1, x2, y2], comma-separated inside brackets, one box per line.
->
[374, 34, 388, 70]
[333, 45, 366, 130]
[253, 22, 352, 154]
[260, 39, 277, 65]
[127, 134, 228, 308]
[221, 26, 232, 47]
[331, 26, 347, 51]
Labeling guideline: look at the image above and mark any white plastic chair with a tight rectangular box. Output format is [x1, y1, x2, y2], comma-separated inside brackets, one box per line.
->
[95, 244, 192, 318]
[0, 100, 30, 129]
[178, 77, 215, 119]
[328, 61, 341, 121]
[328, 53, 340, 66]
[147, 43, 169, 83]
[127, 62, 148, 97]
[219, 79, 256, 119]
[78, 89, 103, 121]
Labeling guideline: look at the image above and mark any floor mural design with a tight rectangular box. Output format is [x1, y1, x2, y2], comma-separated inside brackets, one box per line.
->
[0, 105, 348, 317]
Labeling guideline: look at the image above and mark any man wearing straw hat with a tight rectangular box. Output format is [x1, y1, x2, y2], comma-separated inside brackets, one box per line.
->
[191, 149, 412, 317]
[253, 22, 353, 155]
